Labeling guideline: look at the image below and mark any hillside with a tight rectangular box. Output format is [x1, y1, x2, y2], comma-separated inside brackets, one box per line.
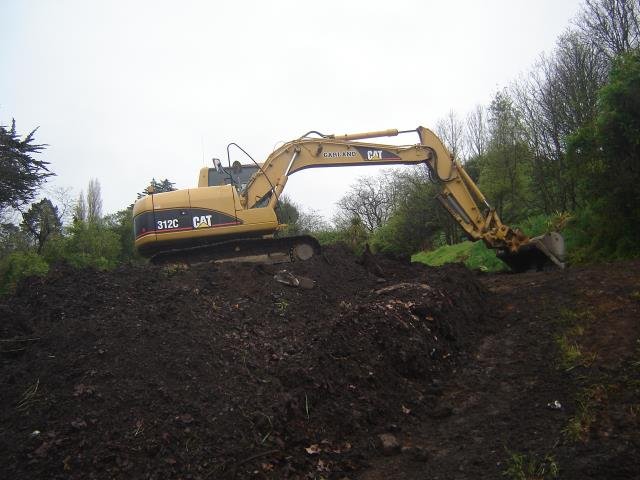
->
[1, 246, 638, 479]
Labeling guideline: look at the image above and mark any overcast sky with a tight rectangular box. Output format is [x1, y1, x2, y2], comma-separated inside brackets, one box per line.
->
[1, 0, 583, 221]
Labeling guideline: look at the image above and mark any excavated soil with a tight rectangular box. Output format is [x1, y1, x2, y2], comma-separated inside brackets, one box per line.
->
[1, 245, 639, 479]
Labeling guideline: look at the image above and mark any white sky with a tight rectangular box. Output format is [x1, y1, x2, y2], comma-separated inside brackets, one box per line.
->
[1, 0, 582, 221]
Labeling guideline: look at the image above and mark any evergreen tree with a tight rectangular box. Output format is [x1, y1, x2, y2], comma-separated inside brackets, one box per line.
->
[137, 178, 176, 198]
[0, 120, 52, 214]
[21, 198, 62, 253]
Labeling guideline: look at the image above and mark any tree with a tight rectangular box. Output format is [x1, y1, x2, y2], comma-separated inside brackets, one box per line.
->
[436, 110, 466, 160]
[86, 178, 102, 224]
[74, 190, 87, 223]
[513, 31, 607, 212]
[62, 221, 122, 269]
[336, 171, 400, 232]
[465, 105, 489, 159]
[73, 179, 105, 224]
[21, 198, 62, 253]
[332, 215, 369, 252]
[568, 49, 640, 256]
[479, 91, 532, 222]
[47, 186, 76, 225]
[104, 207, 139, 262]
[0, 120, 53, 214]
[137, 178, 177, 198]
[371, 168, 446, 255]
[296, 209, 329, 233]
[0, 222, 30, 257]
[275, 194, 300, 228]
[578, 0, 640, 59]
[275, 195, 328, 235]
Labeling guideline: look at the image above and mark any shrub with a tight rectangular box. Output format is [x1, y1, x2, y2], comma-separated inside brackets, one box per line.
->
[0, 251, 49, 294]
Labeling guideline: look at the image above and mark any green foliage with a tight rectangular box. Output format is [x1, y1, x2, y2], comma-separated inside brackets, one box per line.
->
[65, 222, 121, 269]
[411, 241, 508, 272]
[335, 172, 397, 232]
[566, 50, 640, 261]
[517, 211, 573, 237]
[563, 384, 609, 443]
[502, 451, 559, 480]
[0, 223, 31, 257]
[42, 221, 121, 270]
[0, 251, 49, 295]
[137, 178, 176, 198]
[478, 91, 533, 223]
[275, 194, 299, 231]
[275, 195, 329, 236]
[370, 176, 443, 256]
[560, 201, 640, 264]
[465, 241, 510, 271]
[412, 241, 473, 266]
[342, 217, 369, 254]
[462, 155, 483, 182]
[103, 207, 141, 263]
[313, 228, 346, 245]
[20, 198, 62, 253]
[514, 206, 638, 265]
[0, 120, 53, 214]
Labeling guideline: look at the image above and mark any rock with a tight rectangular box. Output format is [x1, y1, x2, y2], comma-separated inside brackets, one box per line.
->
[377, 433, 400, 456]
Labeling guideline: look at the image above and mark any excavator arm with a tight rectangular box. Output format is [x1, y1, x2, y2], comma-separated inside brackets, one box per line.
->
[237, 127, 564, 270]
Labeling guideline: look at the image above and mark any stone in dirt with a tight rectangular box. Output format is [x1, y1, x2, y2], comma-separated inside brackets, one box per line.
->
[377, 433, 401, 456]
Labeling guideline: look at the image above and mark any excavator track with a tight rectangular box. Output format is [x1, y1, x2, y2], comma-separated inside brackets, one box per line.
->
[149, 235, 321, 266]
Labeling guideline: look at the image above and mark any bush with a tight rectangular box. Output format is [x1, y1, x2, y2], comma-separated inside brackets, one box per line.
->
[0, 251, 49, 294]
[41, 221, 122, 270]
[561, 202, 640, 264]
[313, 228, 346, 246]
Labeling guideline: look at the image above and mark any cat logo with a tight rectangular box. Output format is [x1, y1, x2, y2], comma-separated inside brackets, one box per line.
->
[193, 214, 213, 229]
[367, 150, 383, 161]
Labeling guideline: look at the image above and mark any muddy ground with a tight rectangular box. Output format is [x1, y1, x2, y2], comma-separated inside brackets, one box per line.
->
[1, 245, 639, 479]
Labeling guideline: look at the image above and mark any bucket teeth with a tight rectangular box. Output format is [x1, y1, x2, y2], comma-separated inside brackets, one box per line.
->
[497, 232, 566, 272]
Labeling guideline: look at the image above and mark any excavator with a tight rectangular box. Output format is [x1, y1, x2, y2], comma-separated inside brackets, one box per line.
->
[132, 127, 565, 272]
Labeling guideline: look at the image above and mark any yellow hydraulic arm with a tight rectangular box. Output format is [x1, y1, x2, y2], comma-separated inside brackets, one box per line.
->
[239, 127, 534, 257]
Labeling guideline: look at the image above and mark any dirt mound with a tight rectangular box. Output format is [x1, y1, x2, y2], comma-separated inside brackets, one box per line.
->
[0, 244, 488, 479]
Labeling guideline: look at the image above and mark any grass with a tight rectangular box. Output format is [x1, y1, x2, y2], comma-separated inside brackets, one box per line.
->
[555, 335, 585, 371]
[563, 399, 594, 442]
[412, 240, 508, 273]
[553, 308, 604, 443]
[554, 309, 596, 371]
[274, 299, 289, 314]
[563, 384, 609, 442]
[502, 451, 559, 480]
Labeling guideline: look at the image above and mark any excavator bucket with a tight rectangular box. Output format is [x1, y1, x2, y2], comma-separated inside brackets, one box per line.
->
[497, 232, 566, 273]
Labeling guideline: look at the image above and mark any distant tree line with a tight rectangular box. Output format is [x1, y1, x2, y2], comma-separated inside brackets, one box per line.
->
[309, 0, 640, 261]
[0, 119, 176, 292]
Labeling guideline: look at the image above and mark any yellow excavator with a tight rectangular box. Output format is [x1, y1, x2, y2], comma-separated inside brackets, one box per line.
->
[132, 127, 565, 272]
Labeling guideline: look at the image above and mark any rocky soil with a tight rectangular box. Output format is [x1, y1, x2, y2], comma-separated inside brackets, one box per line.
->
[1, 245, 638, 479]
